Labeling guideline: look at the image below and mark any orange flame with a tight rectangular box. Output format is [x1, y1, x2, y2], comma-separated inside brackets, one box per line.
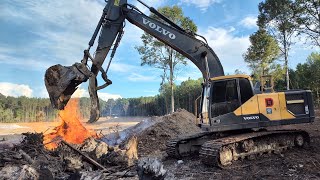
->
[44, 98, 97, 150]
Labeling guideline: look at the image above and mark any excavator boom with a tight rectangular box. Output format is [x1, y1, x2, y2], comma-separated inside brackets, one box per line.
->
[44, 0, 224, 122]
[44, 0, 315, 168]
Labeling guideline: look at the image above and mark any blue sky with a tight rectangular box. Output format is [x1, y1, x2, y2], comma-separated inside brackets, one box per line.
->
[0, 0, 317, 100]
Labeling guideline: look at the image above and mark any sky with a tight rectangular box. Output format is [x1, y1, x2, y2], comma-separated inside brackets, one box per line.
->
[0, 0, 317, 100]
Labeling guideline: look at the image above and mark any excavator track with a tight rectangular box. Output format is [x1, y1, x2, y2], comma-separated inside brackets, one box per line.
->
[166, 132, 218, 158]
[199, 130, 310, 168]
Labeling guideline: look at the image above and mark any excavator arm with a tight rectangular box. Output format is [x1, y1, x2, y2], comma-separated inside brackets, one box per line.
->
[44, 0, 224, 123]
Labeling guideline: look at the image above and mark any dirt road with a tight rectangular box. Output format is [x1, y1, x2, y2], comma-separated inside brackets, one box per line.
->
[0, 117, 145, 140]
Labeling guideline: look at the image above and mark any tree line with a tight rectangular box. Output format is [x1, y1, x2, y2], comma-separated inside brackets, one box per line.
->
[0, 95, 110, 123]
[136, 1, 319, 113]
[0, 94, 57, 123]
[244, 0, 319, 90]
[136, 5, 198, 114]
[0, 78, 202, 122]
[1, 52, 319, 123]
[284, 52, 320, 105]
[1, 1, 318, 122]
[98, 78, 203, 117]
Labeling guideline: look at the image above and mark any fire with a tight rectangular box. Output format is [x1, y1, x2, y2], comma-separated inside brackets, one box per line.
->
[44, 98, 98, 150]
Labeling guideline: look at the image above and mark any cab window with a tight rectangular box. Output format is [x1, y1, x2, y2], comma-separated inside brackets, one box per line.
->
[211, 79, 240, 117]
[212, 79, 238, 103]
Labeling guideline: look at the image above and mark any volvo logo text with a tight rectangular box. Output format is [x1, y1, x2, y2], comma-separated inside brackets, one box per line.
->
[243, 116, 259, 120]
[142, 17, 176, 39]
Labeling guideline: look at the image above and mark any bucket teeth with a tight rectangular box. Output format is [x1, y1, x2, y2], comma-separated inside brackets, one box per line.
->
[45, 63, 91, 109]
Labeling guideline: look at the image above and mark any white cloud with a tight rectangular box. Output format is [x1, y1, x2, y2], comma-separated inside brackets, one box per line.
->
[71, 88, 121, 101]
[0, 50, 52, 71]
[0, 82, 33, 97]
[0, 0, 104, 68]
[1, 83, 121, 100]
[176, 71, 202, 82]
[98, 92, 122, 101]
[128, 73, 157, 82]
[71, 88, 88, 98]
[38, 87, 49, 98]
[199, 26, 250, 73]
[109, 62, 139, 73]
[180, 0, 221, 11]
[239, 16, 257, 29]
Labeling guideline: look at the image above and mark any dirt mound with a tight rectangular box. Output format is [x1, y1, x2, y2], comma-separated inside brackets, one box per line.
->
[137, 109, 202, 157]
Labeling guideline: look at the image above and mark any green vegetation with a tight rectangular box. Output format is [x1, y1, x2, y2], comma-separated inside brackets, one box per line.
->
[102, 78, 202, 116]
[246, 0, 319, 104]
[136, 5, 197, 113]
[243, 28, 280, 79]
[294, 0, 320, 47]
[0, 94, 57, 123]
[2, 2, 319, 122]
[286, 52, 320, 105]
[258, 0, 297, 90]
[0, 78, 202, 122]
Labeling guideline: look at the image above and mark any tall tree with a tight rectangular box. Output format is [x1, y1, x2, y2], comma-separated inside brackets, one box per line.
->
[295, 52, 320, 105]
[136, 5, 197, 114]
[234, 69, 246, 75]
[293, 0, 320, 47]
[243, 28, 281, 79]
[120, 99, 129, 116]
[159, 83, 174, 114]
[105, 99, 116, 116]
[258, 0, 297, 90]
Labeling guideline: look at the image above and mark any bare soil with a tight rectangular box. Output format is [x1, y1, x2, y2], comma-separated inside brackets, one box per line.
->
[1, 109, 320, 179]
[162, 109, 320, 180]
[0, 116, 144, 137]
[137, 109, 202, 157]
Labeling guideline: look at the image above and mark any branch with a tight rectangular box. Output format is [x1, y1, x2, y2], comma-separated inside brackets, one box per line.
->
[303, 3, 319, 21]
[305, 24, 320, 34]
[61, 140, 107, 171]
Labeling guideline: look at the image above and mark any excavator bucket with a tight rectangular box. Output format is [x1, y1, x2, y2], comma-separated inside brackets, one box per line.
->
[44, 63, 91, 110]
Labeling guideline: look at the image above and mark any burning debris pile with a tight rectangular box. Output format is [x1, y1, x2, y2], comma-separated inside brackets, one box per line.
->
[43, 99, 98, 150]
[0, 133, 136, 179]
[0, 99, 137, 179]
[0, 102, 202, 179]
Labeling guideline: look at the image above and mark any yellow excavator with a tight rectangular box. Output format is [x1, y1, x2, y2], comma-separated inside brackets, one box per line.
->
[44, 0, 315, 167]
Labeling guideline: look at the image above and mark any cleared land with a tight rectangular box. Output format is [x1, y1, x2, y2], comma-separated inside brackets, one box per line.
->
[0, 116, 145, 136]
[1, 110, 319, 179]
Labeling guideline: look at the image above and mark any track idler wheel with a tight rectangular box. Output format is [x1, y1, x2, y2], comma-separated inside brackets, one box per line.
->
[294, 134, 305, 147]
[219, 146, 233, 166]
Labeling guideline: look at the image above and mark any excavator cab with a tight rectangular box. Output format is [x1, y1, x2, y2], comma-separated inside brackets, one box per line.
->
[197, 75, 253, 125]
[197, 74, 315, 132]
[210, 75, 254, 118]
